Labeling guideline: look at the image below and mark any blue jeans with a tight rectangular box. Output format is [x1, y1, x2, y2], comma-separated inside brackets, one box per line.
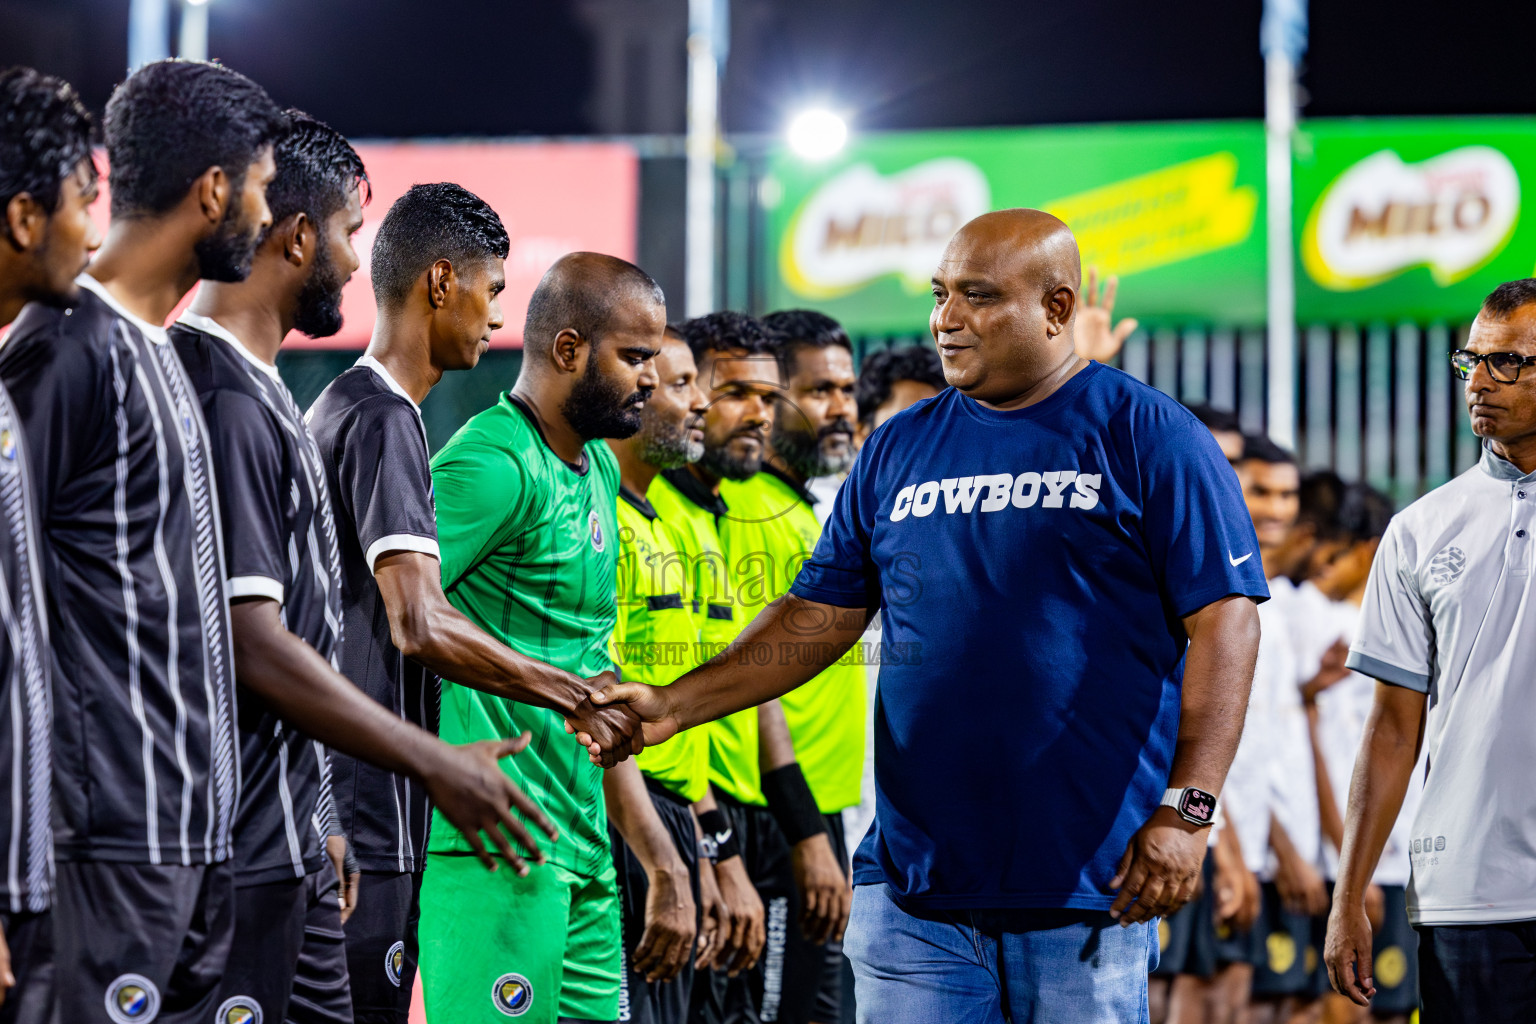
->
[843, 883, 1159, 1024]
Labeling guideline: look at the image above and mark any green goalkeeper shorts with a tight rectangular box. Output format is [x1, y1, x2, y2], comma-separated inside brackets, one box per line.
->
[418, 853, 621, 1022]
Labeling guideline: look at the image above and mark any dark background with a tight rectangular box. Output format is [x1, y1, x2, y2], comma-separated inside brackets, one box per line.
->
[4, 0, 1534, 136]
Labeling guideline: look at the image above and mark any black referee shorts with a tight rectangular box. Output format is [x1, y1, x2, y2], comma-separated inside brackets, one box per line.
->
[344, 870, 422, 1024]
[287, 858, 355, 1024]
[696, 792, 826, 1024]
[54, 859, 235, 1024]
[0, 909, 52, 1024]
[612, 778, 700, 1024]
[811, 812, 850, 1024]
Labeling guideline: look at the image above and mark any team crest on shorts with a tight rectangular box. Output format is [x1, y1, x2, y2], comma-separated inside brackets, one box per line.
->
[385, 940, 405, 987]
[104, 974, 161, 1024]
[491, 972, 534, 1016]
[588, 509, 605, 552]
[215, 995, 264, 1024]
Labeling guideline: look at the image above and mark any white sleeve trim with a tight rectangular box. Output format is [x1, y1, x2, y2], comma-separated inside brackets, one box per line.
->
[225, 575, 285, 603]
[366, 533, 441, 573]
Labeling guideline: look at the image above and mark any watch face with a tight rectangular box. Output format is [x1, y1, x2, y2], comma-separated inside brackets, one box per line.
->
[1179, 789, 1217, 824]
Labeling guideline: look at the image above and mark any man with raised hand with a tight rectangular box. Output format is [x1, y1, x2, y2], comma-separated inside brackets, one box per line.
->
[307, 188, 633, 1023]
[419, 252, 688, 1024]
[584, 210, 1267, 1022]
[717, 309, 863, 1024]
[1327, 279, 1536, 1022]
[0, 65, 100, 1023]
[0, 59, 284, 1024]
[173, 117, 559, 1024]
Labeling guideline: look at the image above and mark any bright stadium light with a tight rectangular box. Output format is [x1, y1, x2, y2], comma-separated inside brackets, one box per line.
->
[186, 0, 209, 6]
[788, 109, 848, 161]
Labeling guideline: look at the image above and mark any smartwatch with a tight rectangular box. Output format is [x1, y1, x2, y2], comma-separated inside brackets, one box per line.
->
[1160, 787, 1218, 827]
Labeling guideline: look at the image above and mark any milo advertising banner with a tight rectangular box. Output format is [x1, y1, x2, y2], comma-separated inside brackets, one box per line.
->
[766, 123, 1267, 335]
[766, 118, 1536, 333]
[1294, 118, 1536, 323]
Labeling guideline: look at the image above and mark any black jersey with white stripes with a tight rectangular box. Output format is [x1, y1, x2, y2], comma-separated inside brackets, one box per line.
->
[0, 383, 53, 912]
[171, 314, 342, 884]
[0, 276, 238, 866]
[306, 360, 439, 873]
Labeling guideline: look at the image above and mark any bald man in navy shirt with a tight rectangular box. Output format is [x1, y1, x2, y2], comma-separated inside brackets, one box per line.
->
[583, 209, 1267, 1023]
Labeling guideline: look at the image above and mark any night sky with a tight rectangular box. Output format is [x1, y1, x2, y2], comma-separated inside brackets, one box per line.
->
[3, 0, 1535, 138]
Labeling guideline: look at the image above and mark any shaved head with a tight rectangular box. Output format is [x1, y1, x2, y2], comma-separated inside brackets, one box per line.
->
[929, 208, 1087, 409]
[944, 208, 1081, 302]
[523, 251, 665, 358]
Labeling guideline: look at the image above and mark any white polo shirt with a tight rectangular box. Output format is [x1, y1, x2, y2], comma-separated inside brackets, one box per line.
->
[1349, 446, 1536, 924]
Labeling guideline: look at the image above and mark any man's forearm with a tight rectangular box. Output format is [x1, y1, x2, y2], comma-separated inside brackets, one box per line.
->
[666, 595, 870, 732]
[1169, 596, 1260, 793]
[604, 760, 685, 875]
[375, 553, 589, 713]
[230, 600, 445, 783]
[1307, 704, 1346, 853]
[1335, 683, 1425, 903]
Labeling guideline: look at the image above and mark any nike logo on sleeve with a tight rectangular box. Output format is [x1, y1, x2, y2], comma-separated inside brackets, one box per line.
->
[1229, 551, 1252, 566]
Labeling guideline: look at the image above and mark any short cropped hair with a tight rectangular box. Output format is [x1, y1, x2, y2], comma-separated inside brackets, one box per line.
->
[1481, 279, 1536, 321]
[263, 110, 368, 234]
[762, 309, 852, 376]
[522, 253, 664, 352]
[1184, 402, 1241, 435]
[677, 311, 772, 363]
[370, 183, 508, 307]
[1339, 483, 1393, 544]
[1298, 469, 1349, 540]
[856, 345, 945, 424]
[0, 66, 96, 215]
[1239, 434, 1295, 466]
[103, 60, 287, 218]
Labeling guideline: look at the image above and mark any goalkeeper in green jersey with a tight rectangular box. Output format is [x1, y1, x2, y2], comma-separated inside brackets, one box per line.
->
[418, 253, 695, 1024]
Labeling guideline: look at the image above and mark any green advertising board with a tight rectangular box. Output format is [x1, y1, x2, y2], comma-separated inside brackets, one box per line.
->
[765, 123, 1267, 335]
[1294, 117, 1536, 324]
[765, 117, 1536, 333]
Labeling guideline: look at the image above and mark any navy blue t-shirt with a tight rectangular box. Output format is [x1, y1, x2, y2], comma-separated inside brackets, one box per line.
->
[789, 362, 1268, 911]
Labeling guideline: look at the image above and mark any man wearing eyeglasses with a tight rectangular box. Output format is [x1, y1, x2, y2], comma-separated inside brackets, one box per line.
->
[1326, 278, 1536, 1023]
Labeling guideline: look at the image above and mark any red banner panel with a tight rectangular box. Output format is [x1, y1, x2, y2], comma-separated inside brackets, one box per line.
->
[77, 140, 638, 348]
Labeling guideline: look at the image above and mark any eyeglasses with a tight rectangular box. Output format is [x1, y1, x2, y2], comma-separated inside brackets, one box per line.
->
[1449, 349, 1536, 383]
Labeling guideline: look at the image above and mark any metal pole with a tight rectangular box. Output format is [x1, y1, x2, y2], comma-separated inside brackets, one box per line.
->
[179, 0, 210, 62]
[684, 0, 724, 317]
[127, 0, 172, 72]
[1264, 54, 1298, 450]
[1261, 0, 1306, 451]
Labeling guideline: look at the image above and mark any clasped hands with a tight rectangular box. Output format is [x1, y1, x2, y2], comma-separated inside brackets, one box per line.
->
[562, 671, 679, 767]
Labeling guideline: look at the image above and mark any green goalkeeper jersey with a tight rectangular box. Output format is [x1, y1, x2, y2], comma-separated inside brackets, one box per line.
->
[647, 470, 763, 806]
[428, 393, 620, 878]
[718, 467, 867, 814]
[613, 488, 710, 803]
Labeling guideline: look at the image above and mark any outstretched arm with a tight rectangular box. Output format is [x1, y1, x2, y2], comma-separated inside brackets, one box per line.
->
[230, 598, 557, 872]
[1108, 594, 1259, 925]
[375, 550, 640, 753]
[580, 594, 873, 763]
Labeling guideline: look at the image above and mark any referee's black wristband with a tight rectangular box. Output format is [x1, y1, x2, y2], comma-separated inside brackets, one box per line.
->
[342, 839, 359, 878]
[761, 764, 827, 846]
[696, 809, 741, 863]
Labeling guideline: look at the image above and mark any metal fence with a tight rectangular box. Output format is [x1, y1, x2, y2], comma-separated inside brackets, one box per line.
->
[857, 324, 1481, 506]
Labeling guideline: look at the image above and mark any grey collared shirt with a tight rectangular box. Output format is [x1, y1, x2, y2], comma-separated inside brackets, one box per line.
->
[1349, 445, 1536, 924]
